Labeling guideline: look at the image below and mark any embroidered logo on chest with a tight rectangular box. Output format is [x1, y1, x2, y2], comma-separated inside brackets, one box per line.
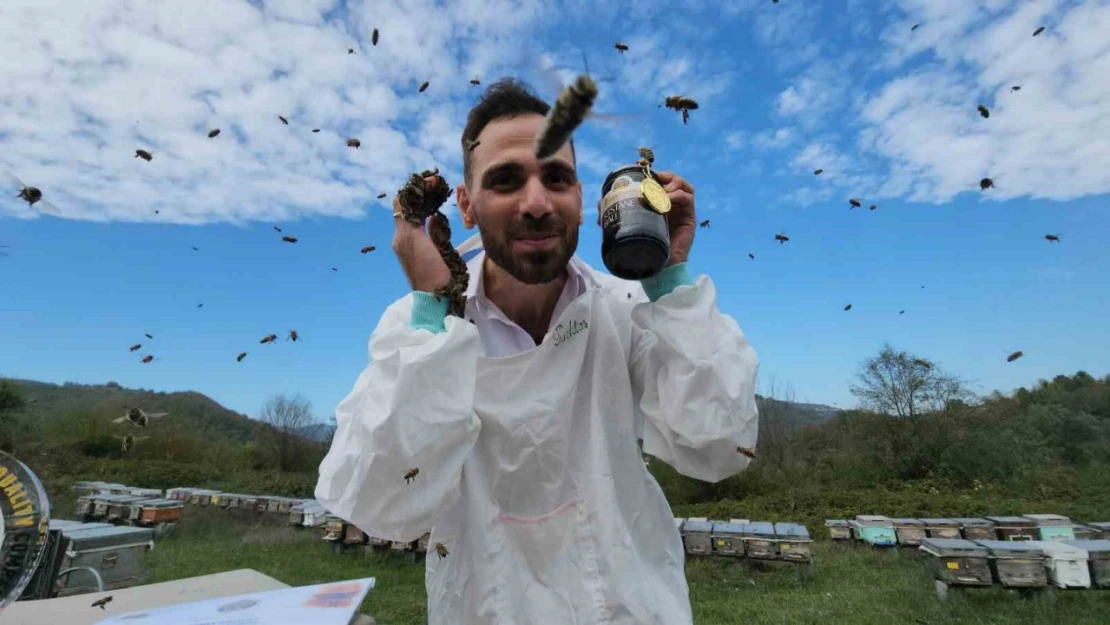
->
[552, 319, 589, 347]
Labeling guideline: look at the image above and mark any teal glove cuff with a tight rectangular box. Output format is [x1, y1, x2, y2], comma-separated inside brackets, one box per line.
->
[409, 292, 450, 333]
[640, 262, 693, 302]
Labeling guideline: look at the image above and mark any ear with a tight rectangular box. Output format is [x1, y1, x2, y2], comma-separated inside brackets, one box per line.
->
[458, 184, 476, 229]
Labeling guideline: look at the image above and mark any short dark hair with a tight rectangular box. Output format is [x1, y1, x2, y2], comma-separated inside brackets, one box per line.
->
[462, 77, 574, 185]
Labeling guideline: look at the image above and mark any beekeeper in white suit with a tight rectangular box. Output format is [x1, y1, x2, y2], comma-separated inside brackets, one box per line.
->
[316, 78, 759, 625]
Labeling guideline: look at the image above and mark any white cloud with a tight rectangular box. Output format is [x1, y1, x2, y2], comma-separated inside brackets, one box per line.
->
[751, 127, 796, 151]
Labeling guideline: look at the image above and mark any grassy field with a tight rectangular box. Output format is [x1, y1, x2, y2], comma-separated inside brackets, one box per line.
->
[123, 507, 1110, 625]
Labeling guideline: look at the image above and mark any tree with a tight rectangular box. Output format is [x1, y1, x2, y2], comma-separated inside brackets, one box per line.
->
[756, 377, 798, 472]
[259, 393, 315, 472]
[0, 380, 28, 451]
[850, 344, 971, 418]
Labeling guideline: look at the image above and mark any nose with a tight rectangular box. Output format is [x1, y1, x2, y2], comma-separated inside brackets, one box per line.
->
[518, 174, 554, 220]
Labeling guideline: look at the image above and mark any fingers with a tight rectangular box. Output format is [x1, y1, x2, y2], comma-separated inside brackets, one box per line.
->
[667, 189, 694, 212]
[653, 170, 694, 195]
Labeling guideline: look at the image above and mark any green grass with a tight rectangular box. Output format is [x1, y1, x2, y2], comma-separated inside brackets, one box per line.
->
[137, 508, 1109, 625]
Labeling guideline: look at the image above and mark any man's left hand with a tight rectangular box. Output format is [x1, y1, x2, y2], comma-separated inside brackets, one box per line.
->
[653, 171, 695, 266]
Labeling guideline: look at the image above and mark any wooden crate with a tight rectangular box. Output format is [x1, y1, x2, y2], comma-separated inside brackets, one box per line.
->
[976, 540, 1048, 588]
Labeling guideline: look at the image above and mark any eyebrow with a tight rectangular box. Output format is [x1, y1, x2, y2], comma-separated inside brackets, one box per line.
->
[479, 159, 577, 188]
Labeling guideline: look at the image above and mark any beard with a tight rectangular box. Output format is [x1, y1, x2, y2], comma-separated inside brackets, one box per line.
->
[477, 212, 579, 285]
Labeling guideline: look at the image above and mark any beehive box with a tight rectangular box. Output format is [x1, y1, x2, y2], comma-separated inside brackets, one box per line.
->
[368, 534, 392, 547]
[76, 495, 97, 518]
[187, 489, 220, 506]
[128, 487, 163, 499]
[889, 518, 926, 546]
[921, 518, 961, 540]
[73, 481, 111, 497]
[1087, 522, 1110, 536]
[743, 522, 779, 560]
[276, 497, 300, 514]
[55, 525, 155, 596]
[775, 523, 812, 563]
[1023, 514, 1076, 542]
[1064, 539, 1110, 588]
[826, 519, 852, 540]
[239, 495, 261, 511]
[289, 501, 307, 526]
[919, 538, 992, 587]
[266, 497, 287, 513]
[323, 515, 346, 541]
[986, 516, 1037, 541]
[1072, 525, 1099, 540]
[302, 503, 328, 528]
[90, 494, 142, 520]
[710, 521, 745, 557]
[681, 519, 714, 556]
[136, 499, 185, 525]
[1028, 541, 1090, 589]
[343, 524, 369, 545]
[108, 496, 159, 522]
[674, 518, 686, 534]
[391, 539, 415, 552]
[952, 518, 996, 541]
[854, 516, 896, 547]
[976, 540, 1047, 588]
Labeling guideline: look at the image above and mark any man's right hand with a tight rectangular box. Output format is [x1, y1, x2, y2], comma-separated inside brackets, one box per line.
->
[391, 179, 452, 294]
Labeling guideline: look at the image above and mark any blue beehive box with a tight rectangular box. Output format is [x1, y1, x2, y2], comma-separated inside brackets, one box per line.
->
[1023, 514, 1077, 542]
[854, 515, 897, 547]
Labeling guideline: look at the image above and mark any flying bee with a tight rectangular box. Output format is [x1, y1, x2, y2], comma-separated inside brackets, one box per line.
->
[117, 434, 149, 453]
[534, 73, 598, 159]
[663, 96, 699, 124]
[434, 541, 450, 558]
[260, 334, 278, 344]
[638, 147, 655, 165]
[288, 330, 299, 342]
[977, 105, 990, 119]
[237, 351, 248, 362]
[814, 169, 823, 175]
[899, 310, 905, 315]
[736, 445, 756, 459]
[129, 344, 141, 352]
[140, 355, 154, 364]
[347, 138, 361, 149]
[470, 78, 480, 85]
[419, 81, 430, 93]
[849, 199, 861, 209]
[3, 170, 61, 214]
[1007, 350, 1024, 362]
[91, 596, 113, 610]
[372, 28, 379, 46]
[466, 139, 481, 152]
[1033, 26, 1045, 37]
[361, 245, 376, 254]
[775, 232, 789, 244]
[699, 220, 710, 228]
[404, 468, 419, 483]
[911, 23, 921, 31]
[1044, 234, 1060, 243]
[135, 149, 153, 161]
[1011, 85, 1021, 92]
[282, 235, 298, 243]
[312, 128, 321, 133]
[348, 47, 356, 55]
[980, 177, 995, 191]
[614, 42, 628, 54]
[113, 407, 168, 428]
[869, 204, 877, 211]
[208, 128, 220, 138]
[145, 333, 153, 339]
[748, 253, 754, 260]
[191, 246, 199, 251]
[197, 303, 203, 308]
[273, 225, 282, 232]
[331, 267, 338, 272]
[377, 193, 387, 199]
[844, 304, 852, 311]
[278, 115, 289, 125]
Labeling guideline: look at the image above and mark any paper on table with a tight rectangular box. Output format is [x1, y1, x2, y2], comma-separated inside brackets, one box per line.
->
[93, 578, 375, 625]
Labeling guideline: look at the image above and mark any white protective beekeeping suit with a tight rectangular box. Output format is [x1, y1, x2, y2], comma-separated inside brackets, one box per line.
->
[316, 233, 759, 625]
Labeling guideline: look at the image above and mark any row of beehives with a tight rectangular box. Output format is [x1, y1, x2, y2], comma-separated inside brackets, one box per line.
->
[921, 537, 1110, 595]
[825, 514, 1110, 547]
[315, 513, 434, 556]
[676, 518, 812, 563]
[72, 481, 185, 528]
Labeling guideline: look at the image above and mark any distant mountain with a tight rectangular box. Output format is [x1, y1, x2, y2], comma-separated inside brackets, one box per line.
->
[294, 422, 336, 443]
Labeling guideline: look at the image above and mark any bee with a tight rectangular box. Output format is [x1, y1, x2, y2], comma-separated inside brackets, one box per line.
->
[361, 245, 376, 254]
[348, 47, 356, 55]
[899, 310, 905, 315]
[534, 74, 598, 159]
[282, 235, 298, 243]
[312, 128, 321, 133]
[273, 225, 282, 232]
[3, 170, 60, 214]
[135, 149, 153, 161]
[869, 204, 877, 211]
[775, 232, 789, 244]
[977, 105, 990, 119]
[614, 42, 629, 54]
[470, 78, 480, 86]
[844, 304, 852, 311]
[849, 199, 861, 209]
[347, 138, 361, 149]
[141, 355, 154, 364]
[372, 28, 379, 46]
[699, 220, 710, 228]
[980, 177, 995, 191]
[748, 253, 754, 260]
[237, 352, 248, 362]
[466, 139, 481, 152]
[1044, 234, 1060, 243]
[1011, 85, 1021, 93]
[377, 193, 387, 199]
[664, 96, 699, 124]
[278, 115, 289, 125]
[434, 541, 450, 558]
[117, 434, 149, 454]
[911, 23, 921, 31]
[91, 596, 113, 610]
[814, 169, 823, 175]
[113, 407, 169, 428]
[638, 147, 655, 165]
[736, 445, 756, 459]
[332, 267, 338, 272]
[1007, 350, 1024, 362]
[288, 330, 299, 342]
[260, 334, 278, 344]
[404, 468, 419, 483]
[197, 303, 203, 308]
[129, 344, 142, 352]
[191, 246, 199, 251]
[208, 128, 220, 138]
[1033, 26, 1045, 37]
[419, 81, 430, 93]
[145, 333, 153, 339]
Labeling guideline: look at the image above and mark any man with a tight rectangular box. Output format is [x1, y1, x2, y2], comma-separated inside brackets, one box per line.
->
[316, 79, 758, 624]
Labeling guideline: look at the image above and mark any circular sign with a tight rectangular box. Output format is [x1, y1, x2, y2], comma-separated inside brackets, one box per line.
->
[0, 451, 50, 611]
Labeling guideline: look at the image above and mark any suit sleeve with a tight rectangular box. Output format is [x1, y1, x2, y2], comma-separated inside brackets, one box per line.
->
[314, 293, 482, 542]
[629, 267, 760, 483]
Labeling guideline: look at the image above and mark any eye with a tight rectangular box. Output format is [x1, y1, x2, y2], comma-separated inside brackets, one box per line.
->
[488, 172, 520, 191]
[544, 170, 575, 188]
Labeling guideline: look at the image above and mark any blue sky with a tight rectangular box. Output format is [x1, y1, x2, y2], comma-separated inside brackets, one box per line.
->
[2, 0, 1108, 420]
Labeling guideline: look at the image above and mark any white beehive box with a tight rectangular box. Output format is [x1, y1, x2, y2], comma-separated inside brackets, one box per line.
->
[1028, 541, 1091, 589]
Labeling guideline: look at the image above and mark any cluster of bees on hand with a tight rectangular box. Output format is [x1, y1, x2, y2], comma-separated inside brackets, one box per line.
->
[110, 406, 170, 453]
